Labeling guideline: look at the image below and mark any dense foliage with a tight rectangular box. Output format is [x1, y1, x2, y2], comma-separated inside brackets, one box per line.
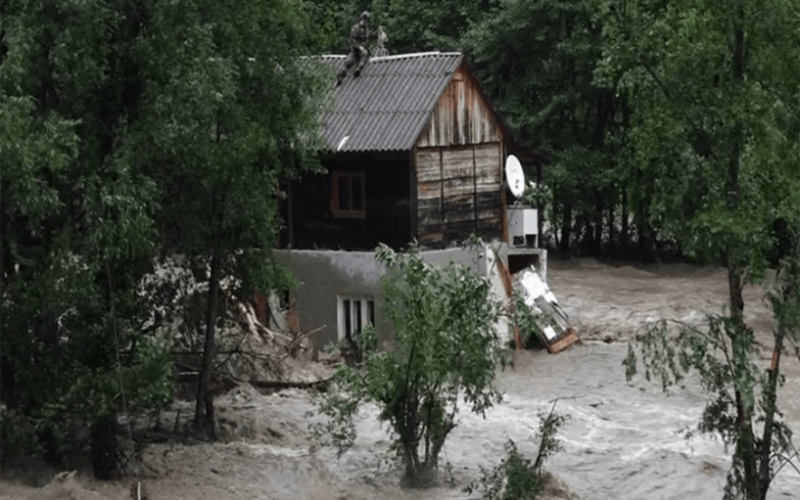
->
[317, 244, 507, 487]
[4, 0, 799, 494]
[305, 0, 800, 496]
[1, 0, 326, 476]
[604, 0, 800, 496]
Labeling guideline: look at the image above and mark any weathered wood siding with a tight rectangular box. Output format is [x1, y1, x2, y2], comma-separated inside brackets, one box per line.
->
[416, 66, 502, 148]
[415, 143, 502, 246]
[415, 149, 443, 245]
[475, 143, 503, 237]
[413, 62, 505, 247]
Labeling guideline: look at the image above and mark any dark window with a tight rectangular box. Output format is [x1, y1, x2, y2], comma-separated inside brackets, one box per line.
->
[344, 299, 351, 336]
[351, 175, 363, 211]
[332, 171, 366, 218]
[339, 296, 376, 341]
[368, 300, 375, 326]
[354, 300, 362, 333]
[338, 178, 350, 212]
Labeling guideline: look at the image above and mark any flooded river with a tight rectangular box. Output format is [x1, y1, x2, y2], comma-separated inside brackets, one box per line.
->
[2, 258, 799, 500]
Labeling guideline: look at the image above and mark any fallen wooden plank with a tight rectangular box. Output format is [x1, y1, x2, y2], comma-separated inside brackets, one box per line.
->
[496, 258, 524, 350]
[547, 328, 580, 354]
[247, 377, 333, 392]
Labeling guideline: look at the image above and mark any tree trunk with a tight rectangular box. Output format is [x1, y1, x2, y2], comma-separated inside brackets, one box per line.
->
[758, 326, 784, 500]
[728, 267, 758, 499]
[90, 412, 117, 480]
[593, 190, 603, 256]
[403, 439, 424, 487]
[559, 201, 572, 256]
[636, 206, 649, 260]
[727, 265, 745, 321]
[620, 94, 631, 257]
[537, 164, 544, 248]
[552, 193, 561, 249]
[727, 4, 761, 496]
[193, 246, 221, 441]
[608, 189, 616, 253]
[621, 186, 629, 253]
[759, 243, 799, 497]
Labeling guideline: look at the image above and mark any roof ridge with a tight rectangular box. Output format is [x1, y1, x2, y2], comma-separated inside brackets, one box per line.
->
[370, 51, 461, 61]
[318, 51, 461, 60]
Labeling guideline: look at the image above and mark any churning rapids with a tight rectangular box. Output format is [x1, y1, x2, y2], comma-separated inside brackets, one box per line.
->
[2, 258, 799, 500]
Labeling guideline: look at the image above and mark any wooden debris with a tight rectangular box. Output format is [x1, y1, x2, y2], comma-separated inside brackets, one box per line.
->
[497, 258, 525, 350]
[548, 328, 580, 354]
[130, 481, 148, 500]
[513, 266, 580, 354]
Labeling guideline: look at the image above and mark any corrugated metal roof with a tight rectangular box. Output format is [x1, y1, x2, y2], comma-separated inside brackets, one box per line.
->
[320, 52, 463, 152]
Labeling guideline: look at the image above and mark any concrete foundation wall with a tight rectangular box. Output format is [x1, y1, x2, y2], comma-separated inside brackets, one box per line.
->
[276, 243, 513, 353]
[275, 250, 385, 352]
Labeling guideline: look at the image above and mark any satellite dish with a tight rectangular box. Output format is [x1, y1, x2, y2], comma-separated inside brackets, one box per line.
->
[505, 154, 525, 199]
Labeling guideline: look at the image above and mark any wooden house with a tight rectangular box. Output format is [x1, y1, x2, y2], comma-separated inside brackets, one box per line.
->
[281, 52, 543, 252]
[272, 52, 547, 353]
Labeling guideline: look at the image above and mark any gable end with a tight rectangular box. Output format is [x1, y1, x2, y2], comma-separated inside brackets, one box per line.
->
[415, 62, 503, 148]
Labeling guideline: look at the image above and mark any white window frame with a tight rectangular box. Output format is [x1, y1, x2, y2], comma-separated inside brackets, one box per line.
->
[337, 295, 375, 342]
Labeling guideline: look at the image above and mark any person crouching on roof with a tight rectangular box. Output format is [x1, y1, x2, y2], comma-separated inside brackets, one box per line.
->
[337, 11, 375, 85]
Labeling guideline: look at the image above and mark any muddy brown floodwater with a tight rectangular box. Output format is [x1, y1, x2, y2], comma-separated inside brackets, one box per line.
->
[2, 258, 799, 500]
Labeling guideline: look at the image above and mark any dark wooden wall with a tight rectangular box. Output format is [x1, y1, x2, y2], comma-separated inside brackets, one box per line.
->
[284, 153, 411, 251]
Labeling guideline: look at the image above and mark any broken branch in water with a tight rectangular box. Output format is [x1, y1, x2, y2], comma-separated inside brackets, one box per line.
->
[282, 325, 327, 360]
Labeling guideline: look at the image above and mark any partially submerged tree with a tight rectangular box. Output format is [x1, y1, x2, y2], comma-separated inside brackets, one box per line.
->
[1, 0, 172, 477]
[469, 402, 570, 500]
[318, 244, 507, 487]
[1, 1, 329, 479]
[607, 0, 800, 496]
[625, 226, 800, 499]
[128, 0, 329, 440]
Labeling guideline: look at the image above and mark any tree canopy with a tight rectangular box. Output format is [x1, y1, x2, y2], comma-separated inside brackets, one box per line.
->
[1, 0, 328, 475]
[306, 0, 800, 496]
[3, 0, 799, 494]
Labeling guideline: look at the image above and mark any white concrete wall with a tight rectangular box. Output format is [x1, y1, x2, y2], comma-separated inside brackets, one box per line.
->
[276, 243, 512, 352]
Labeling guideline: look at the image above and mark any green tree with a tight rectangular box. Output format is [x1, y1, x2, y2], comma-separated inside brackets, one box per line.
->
[604, 0, 800, 496]
[366, 0, 498, 53]
[1, 0, 171, 478]
[303, 0, 362, 53]
[126, 0, 329, 440]
[318, 244, 507, 487]
[303, 0, 499, 55]
[464, 0, 627, 257]
[471, 404, 569, 500]
[2, 0, 327, 476]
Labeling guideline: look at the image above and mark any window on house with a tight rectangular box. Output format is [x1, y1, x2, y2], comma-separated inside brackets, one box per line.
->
[332, 171, 366, 218]
[337, 295, 376, 342]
